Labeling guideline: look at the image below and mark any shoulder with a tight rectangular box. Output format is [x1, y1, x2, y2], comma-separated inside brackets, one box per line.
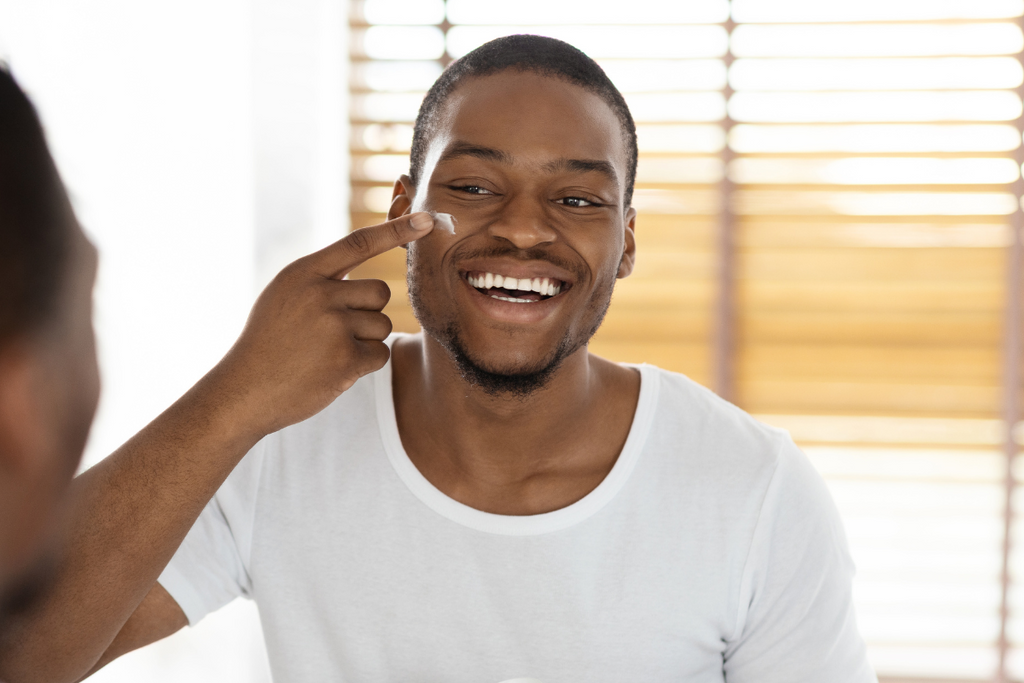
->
[640, 365, 792, 476]
[639, 366, 843, 549]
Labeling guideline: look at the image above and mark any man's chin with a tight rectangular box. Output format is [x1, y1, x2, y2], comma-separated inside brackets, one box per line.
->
[408, 266, 613, 398]
[434, 323, 579, 399]
[0, 552, 57, 621]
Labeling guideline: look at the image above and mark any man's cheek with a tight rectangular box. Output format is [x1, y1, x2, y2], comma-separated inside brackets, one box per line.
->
[405, 245, 441, 301]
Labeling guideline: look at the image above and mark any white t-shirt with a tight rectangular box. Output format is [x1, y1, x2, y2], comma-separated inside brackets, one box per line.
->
[159, 343, 876, 683]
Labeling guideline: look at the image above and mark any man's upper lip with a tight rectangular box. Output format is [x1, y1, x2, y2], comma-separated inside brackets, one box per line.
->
[457, 259, 575, 285]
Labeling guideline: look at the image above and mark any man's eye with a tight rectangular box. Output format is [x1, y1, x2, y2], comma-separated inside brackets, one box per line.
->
[559, 196, 596, 208]
[453, 185, 491, 195]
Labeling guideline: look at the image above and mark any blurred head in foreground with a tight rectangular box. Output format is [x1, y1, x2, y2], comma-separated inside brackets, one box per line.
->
[0, 67, 100, 618]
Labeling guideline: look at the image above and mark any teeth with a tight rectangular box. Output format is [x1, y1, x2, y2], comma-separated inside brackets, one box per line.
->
[468, 271, 563, 297]
[491, 295, 534, 303]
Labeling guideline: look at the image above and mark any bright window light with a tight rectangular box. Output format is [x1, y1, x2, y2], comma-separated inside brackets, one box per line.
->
[446, 0, 729, 25]
[771, 418, 1006, 446]
[729, 91, 1024, 122]
[731, 158, 1021, 185]
[361, 0, 445, 25]
[732, 23, 1024, 57]
[361, 185, 398, 214]
[359, 123, 414, 152]
[358, 154, 410, 182]
[361, 26, 445, 60]
[730, 57, 1024, 91]
[826, 158, 1020, 185]
[446, 26, 729, 60]
[828, 192, 1019, 215]
[354, 61, 442, 92]
[870, 646, 997, 680]
[859, 612, 1001, 646]
[351, 93, 424, 122]
[637, 125, 726, 153]
[626, 92, 726, 122]
[635, 157, 724, 184]
[839, 514, 1002, 555]
[732, 0, 1024, 22]
[1006, 648, 1024, 679]
[734, 190, 1019, 215]
[629, 188, 719, 215]
[598, 60, 727, 93]
[744, 223, 1011, 248]
[730, 124, 1022, 153]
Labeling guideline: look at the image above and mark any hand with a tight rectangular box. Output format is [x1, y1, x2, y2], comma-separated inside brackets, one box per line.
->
[204, 212, 434, 440]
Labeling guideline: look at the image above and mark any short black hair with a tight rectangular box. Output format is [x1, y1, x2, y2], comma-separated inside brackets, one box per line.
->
[409, 34, 638, 208]
[0, 66, 73, 344]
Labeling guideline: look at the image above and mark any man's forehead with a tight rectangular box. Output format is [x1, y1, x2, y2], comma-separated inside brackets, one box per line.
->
[442, 70, 617, 126]
[426, 71, 629, 178]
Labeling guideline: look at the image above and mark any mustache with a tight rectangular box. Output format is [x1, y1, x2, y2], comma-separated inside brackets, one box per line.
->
[450, 244, 587, 281]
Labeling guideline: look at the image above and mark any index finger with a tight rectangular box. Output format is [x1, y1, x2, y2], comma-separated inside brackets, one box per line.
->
[312, 212, 435, 279]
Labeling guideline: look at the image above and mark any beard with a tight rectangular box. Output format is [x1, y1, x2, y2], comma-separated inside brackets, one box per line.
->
[430, 320, 577, 399]
[407, 245, 616, 399]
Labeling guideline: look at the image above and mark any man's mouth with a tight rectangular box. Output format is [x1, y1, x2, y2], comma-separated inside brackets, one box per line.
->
[464, 270, 567, 304]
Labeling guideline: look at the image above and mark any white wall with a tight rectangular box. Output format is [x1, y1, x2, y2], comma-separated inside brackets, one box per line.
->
[0, 1, 348, 680]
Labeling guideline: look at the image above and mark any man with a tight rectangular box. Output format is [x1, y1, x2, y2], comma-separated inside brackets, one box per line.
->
[0, 36, 876, 682]
[0, 67, 100, 621]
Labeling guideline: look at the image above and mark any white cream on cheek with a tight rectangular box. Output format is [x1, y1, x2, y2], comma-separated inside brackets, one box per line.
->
[410, 195, 457, 235]
[429, 211, 457, 235]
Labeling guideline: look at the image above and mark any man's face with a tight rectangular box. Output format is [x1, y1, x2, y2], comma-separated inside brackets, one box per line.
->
[392, 71, 636, 391]
[0, 223, 100, 616]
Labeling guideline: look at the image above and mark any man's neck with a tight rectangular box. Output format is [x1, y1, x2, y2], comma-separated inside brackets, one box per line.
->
[390, 333, 640, 516]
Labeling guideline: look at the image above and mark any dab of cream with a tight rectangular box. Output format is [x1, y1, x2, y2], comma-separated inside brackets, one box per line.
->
[430, 211, 457, 235]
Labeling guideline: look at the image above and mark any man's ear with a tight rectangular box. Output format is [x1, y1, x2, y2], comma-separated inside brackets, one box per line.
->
[0, 342, 47, 479]
[617, 206, 637, 279]
[388, 175, 415, 222]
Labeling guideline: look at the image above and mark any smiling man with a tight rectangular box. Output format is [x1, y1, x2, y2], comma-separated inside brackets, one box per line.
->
[0, 36, 875, 683]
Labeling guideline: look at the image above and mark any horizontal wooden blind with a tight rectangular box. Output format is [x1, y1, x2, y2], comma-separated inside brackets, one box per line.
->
[348, 2, 1024, 680]
[729, 9, 1018, 420]
[726, 3, 1022, 681]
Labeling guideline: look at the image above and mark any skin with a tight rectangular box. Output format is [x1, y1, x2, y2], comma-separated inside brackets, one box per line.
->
[391, 71, 639, 515]
[0, 70, 640, 681]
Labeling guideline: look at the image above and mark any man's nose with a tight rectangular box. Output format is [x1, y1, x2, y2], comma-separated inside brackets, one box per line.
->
[486, 195, 558, 249]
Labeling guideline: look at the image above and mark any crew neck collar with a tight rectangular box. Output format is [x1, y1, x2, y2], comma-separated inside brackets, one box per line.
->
[374, 336, 659, 536]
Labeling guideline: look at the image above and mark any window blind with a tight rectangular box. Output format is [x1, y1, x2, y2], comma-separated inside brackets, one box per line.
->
[348, 2, 1024, 680]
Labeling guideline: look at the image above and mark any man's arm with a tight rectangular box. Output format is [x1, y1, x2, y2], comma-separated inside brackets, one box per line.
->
[75, 583, 187, 682]
[0, 213, 434, 683]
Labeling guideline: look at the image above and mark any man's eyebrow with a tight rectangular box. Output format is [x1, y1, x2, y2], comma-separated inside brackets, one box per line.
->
[436, 144, 619, 185]
[542, 157, 619, 185]
[437, 142, 513, 166]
